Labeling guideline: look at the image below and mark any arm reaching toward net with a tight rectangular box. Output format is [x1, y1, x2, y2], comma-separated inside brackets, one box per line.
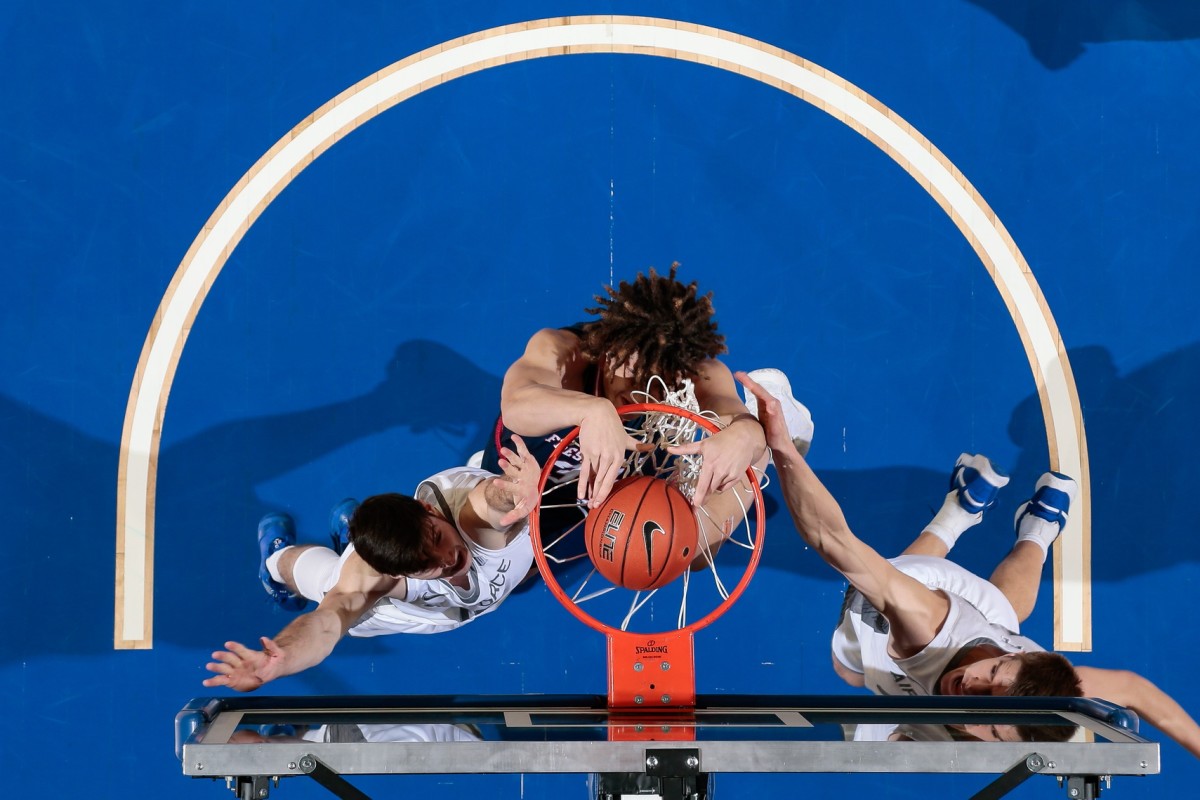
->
[203, 559, 394, 692]
[736, 370, 949, 657]
[1077, 666, 1200, 759]
[500, 328, 644, 507]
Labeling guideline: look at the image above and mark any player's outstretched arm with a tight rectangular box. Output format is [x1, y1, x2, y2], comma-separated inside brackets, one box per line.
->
[736, 371, 948, 656]
[500, 328, 644, 508]
[203, 569, 385, 692]
[1077, 666, 1200, 759]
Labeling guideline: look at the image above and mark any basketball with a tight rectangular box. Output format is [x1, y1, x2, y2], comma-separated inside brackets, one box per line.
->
[584, 475, 700, 591]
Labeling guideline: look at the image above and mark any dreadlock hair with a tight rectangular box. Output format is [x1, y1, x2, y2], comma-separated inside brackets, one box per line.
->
[580, 263, 727, 391]
[349, 493, 438, 576]
[1005, 651, 1084, 699]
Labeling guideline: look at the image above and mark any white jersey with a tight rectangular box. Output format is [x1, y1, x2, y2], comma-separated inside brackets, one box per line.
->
[302, 723, 481, 743]
[300, 467, 533, 637]
[830, 555, 1043, 696]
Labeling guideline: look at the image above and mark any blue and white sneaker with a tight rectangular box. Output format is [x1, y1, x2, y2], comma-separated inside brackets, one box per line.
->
[258, 512, 307, 611]
[329, 498, 359, 556]
[924, 453, 1010, 549]
[949, 453, 1010, 515]
[742, 368, 815, 457]
[1014, 471, 1078, 553]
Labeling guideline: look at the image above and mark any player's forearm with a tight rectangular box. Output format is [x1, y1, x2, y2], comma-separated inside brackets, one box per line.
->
[269, 609, 350, 679]
[717, 414, 768, 470]
[501, 383, 609, 437]
[1122, 673, 1200, 759]
[772, 451, 890, 598]
[773, 451, 854, 556]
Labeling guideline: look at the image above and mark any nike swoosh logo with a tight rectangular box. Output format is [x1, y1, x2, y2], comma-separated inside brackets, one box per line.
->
[641, 520, 665, 573]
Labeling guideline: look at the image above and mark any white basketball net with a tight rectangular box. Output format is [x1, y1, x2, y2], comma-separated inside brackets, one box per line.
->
[535, 374, 764, 633]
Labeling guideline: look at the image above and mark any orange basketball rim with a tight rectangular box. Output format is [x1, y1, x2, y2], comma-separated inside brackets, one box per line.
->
[530, 403, 766, 726]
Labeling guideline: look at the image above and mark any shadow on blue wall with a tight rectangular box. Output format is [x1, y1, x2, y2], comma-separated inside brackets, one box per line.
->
[1, 340, 499, 673]
[1009, 344, 1200, 581]
[760, 342, 1200, 585]
[963, 1, 1200, 68]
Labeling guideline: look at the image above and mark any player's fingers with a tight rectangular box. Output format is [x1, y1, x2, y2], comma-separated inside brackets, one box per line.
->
[666, 441, 703, 456]
[499, 449, 532, 477]
[625, 436, 654, 453]
[223, 640, 253, 657]
[693, 464, 723, 507]
[208, 649, 232, 662]
[590, 461, 621, 508]
[716, 473, 742, 494]
[510, 434, 530, 458]
[737, 374, 784, 421]
[578, 459, 594, 502]
[734, 370, 764, 397]
[201, 675, 229, 687]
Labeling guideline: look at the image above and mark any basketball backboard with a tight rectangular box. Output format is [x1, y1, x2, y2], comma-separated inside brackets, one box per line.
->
[177, 693, 1158, 800]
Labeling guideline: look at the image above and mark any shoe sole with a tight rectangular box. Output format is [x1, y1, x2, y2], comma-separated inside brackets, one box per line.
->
[1013, 471, 1079, 538]
[950, 453, 1009, 513]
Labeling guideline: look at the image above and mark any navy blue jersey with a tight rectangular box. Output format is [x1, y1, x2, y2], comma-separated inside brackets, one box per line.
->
[481, 323, 598, 485]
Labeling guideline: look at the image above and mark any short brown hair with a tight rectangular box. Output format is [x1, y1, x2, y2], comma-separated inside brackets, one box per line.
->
[580, 263, 726, 391]
[1006, 651, 1083, 698]
[350, 493, 437, 575]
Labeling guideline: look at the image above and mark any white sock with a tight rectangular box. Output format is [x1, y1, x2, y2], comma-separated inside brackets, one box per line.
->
[922, 491, 983, 550]
[265, 547, 290, 583]
[1015, 517, 1056, 561]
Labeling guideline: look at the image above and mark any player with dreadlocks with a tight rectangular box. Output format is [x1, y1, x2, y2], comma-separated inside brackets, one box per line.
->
[480, 264, 810, 562]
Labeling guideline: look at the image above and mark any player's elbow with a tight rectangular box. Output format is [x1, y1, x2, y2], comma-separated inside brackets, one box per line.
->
[318, 594, 370, 636]
[831, 654, 866, 688]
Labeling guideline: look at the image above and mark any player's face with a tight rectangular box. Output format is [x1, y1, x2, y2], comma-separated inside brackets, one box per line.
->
[939, 655, 1021, 696]
[606, 353, 640, 406]
[408, 511, 471, 580]
[955, 723, 1024, 742]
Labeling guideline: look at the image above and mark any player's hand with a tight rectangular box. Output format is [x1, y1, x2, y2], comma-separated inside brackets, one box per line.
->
[667, 415, 762, 506]
[202, 636, 286, 692]
[734, 371, 800, 457]
[496, 434, 541, 527]
[576, 401, 648, 508]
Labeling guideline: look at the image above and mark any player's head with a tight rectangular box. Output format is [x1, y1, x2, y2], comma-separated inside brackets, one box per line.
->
[955, 720, 1079, 744]
[1005, 651, 1083, 698]
[939, 652, 1081, 697]
[581, 263, 726, 391]
[350, 493, 470, 578]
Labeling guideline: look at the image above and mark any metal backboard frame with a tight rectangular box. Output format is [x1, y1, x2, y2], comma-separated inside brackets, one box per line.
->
[178, 694, 1158, 798]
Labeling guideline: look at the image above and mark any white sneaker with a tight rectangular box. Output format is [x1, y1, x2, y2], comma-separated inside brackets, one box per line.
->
[1014, 471, 1078, 554]
[742, 368, 814, 456]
